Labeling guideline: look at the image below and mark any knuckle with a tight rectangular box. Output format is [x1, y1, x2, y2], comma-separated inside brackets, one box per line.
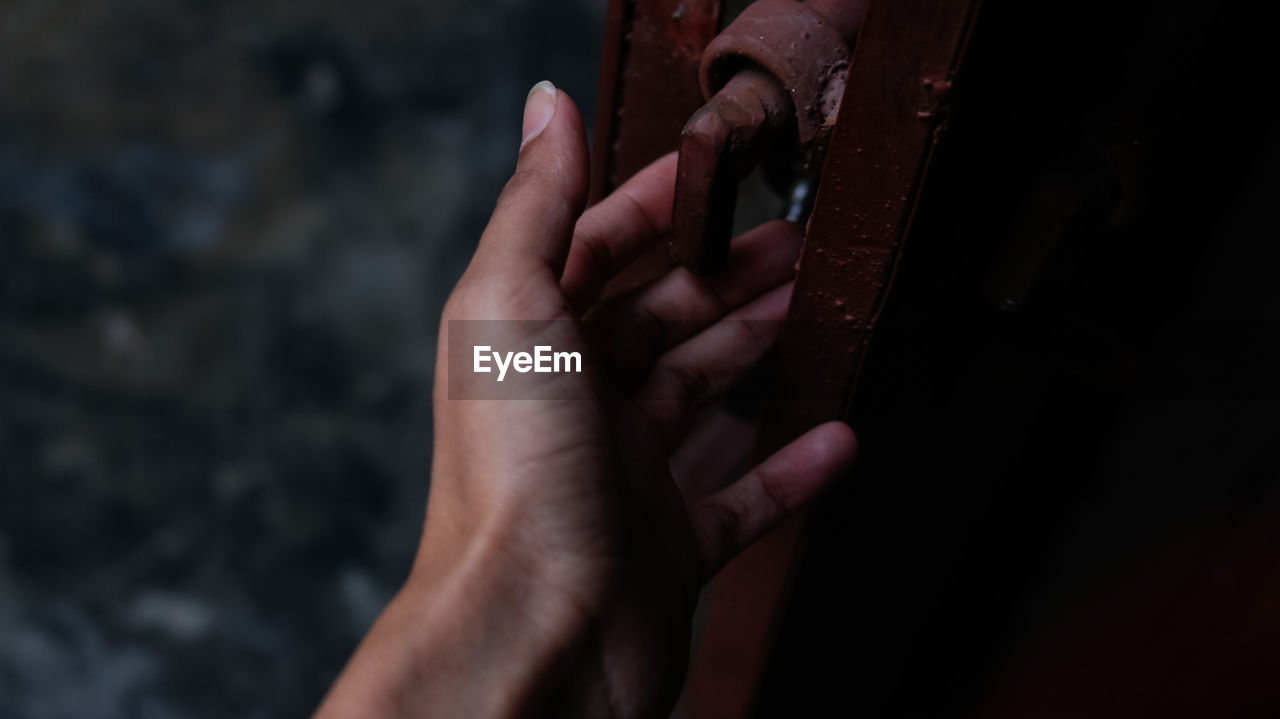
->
[737, 316, 777, 353]
[697, 498, 742, 574]
[664, 362, 713, 410]
[497, 159, 584, 224]
[685, 276, 729, 318]
[574, 225, 616, 279]
[615, 186, 663, 238]
[630, 304, 670, 364]
[497, 165, 555, 209]
[747, 464, 788, 519]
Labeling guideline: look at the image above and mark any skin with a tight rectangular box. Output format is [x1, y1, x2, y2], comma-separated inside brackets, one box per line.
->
[315, 82, 857, 719]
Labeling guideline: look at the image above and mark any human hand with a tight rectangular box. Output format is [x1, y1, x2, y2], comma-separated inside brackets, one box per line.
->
[316, 81, 857, 719]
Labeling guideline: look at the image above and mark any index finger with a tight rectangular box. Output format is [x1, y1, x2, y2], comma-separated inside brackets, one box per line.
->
[560, 152, 678, 313]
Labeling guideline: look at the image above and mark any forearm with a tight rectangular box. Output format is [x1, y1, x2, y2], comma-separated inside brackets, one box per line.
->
[314, 536, 582, 719]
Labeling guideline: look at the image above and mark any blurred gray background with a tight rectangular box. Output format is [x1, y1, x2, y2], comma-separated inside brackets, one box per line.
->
[0, 1, 604, 716]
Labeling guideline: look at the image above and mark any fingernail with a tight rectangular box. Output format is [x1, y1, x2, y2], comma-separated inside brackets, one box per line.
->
[521, 80, 557, 150]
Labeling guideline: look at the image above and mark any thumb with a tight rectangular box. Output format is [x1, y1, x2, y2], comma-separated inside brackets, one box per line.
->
[478, 81, 590, 274]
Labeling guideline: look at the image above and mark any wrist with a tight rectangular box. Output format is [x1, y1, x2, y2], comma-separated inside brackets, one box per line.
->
[413, 525, 600, 712]
[318, 520, 591, 719]
[414, 457, 614, 649]
[317, 557, 583, 716]
[411, 521, 594, 659]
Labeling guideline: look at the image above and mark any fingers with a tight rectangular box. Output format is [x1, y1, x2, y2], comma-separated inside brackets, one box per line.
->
[633, 282, 792, 451]
[475, 81, 591, 277]
[595, 243, 678, 301]
[688, 421, 857, 577]
[670, 408, 757, 499]
[587, 220, 802, 387]
[560, 153, 679, 313]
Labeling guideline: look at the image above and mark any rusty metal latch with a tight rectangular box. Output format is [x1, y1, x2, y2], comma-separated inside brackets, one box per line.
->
[670, 0, 867, 274]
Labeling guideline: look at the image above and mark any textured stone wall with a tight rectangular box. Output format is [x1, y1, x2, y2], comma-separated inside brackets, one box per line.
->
[0, 1, 604, 716]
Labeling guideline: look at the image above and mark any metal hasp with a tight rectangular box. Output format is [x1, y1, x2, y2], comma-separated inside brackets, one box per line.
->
[670, 0, 866, 274]
[680, 0, 983, 717]
[590, 0, 724, 202]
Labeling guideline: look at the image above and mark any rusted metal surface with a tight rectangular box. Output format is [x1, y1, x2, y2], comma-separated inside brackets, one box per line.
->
[698, 0, 858, 143]
[589, 0, 723, 203]
[670, 67, 795, 273]
[768, 0, 981, 444]
[805, 0, 869, 46]
[682, 0, 984, 715]
[669, 0, 865, 274]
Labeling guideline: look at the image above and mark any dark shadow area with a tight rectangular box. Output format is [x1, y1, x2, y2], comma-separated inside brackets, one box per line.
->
[758, 1, 1280, 716]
